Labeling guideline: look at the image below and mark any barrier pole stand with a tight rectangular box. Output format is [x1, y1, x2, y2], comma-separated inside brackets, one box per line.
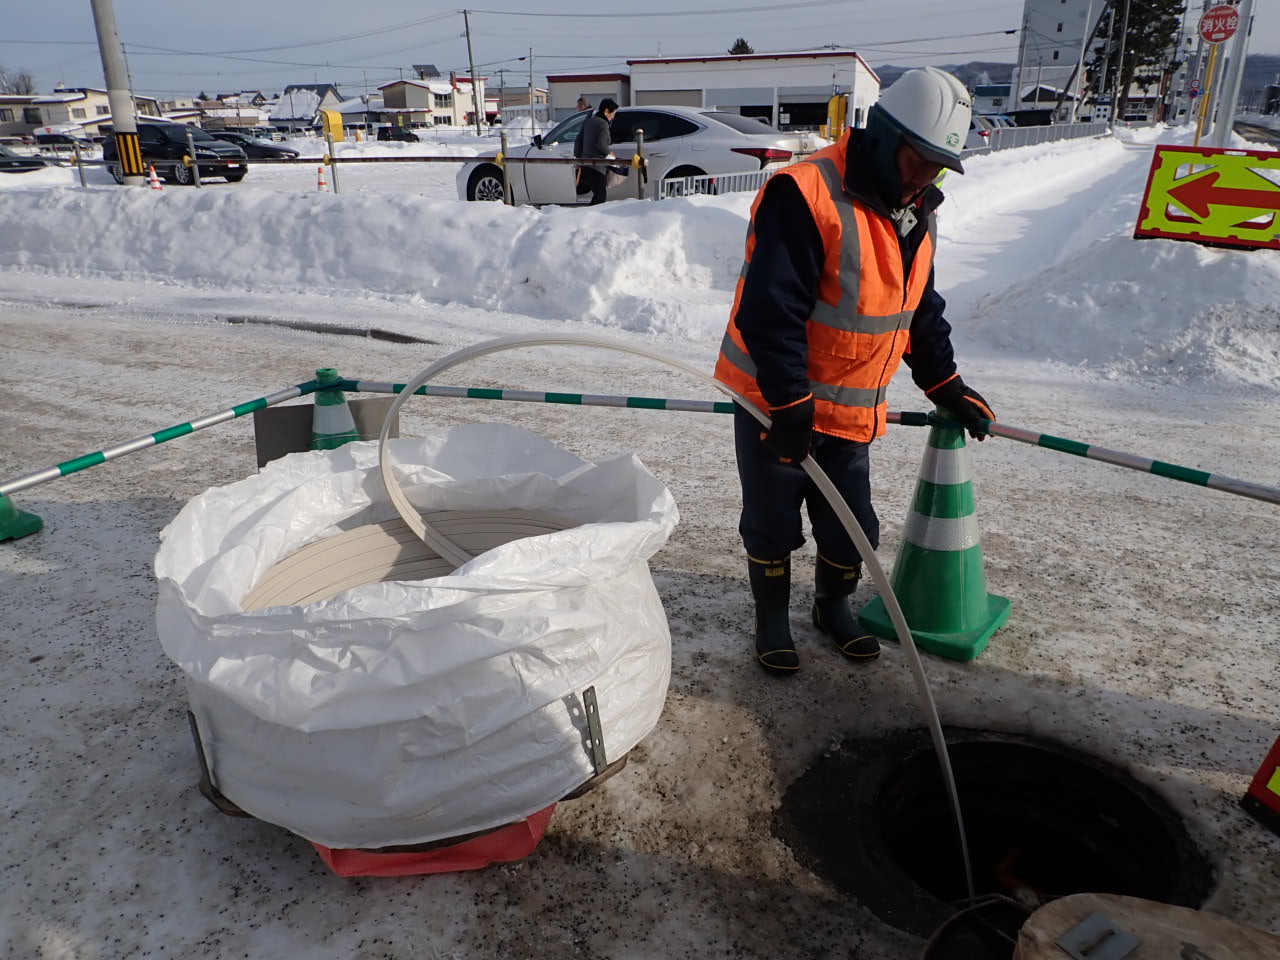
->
[185, 131, 202, 188]
[499, 129, 512, 205]
[72, 142, 88, 188]
[634, 129, 646, 200]
[325, 134, 341, 194]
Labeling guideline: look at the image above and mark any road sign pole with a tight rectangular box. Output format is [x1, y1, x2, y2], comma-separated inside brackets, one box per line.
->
[1210, 0, 1254, 147]
[1194, 43, 1220, 147]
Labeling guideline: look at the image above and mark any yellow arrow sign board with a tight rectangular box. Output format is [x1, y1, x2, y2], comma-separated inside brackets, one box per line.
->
[1135, 144, 1280, 251]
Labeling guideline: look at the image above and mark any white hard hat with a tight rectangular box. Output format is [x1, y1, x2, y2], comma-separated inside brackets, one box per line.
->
[874, 67, 972, 173]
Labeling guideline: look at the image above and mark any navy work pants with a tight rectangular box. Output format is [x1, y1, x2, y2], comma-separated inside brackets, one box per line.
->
[733, 404, 879, 567]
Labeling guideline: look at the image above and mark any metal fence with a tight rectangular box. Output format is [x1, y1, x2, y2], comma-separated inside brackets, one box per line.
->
[655, 122, 1120, 199]
[964, 121, 1111, 156]
[654, 168, 776, 200]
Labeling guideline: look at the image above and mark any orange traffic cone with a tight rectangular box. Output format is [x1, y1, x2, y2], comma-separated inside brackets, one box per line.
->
[316, 165, 329, 192]
[148, 164, 163, 190]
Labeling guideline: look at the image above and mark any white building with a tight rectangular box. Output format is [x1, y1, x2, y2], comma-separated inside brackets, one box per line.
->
[625, 51, 880, 131]
[545, 73, 630, 122]
[1011, 0, 1105, 119]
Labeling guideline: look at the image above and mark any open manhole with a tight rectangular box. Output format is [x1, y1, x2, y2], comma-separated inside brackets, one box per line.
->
[774, 728, 1214, 942]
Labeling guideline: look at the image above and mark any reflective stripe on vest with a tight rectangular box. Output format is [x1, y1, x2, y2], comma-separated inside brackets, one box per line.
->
[715, 135, 936, 444]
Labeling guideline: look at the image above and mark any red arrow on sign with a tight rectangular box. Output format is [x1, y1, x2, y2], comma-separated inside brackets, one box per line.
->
[1167, 171, 1280, 219]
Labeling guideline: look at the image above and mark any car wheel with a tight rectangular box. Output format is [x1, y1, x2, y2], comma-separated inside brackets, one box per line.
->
[224, 172, 246, 183]
[663, 166, 714, 196]
[466, 165, 506, 202]
[171, 161, 193, 185]
[108, 163, 124, 185]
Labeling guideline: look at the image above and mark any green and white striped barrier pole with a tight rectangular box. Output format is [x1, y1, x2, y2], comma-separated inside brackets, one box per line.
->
[3, 375, 1276, 510]
[977, 418, 1280, 507]
[338, 379, 743, 416]
[0, 379, 326, 499]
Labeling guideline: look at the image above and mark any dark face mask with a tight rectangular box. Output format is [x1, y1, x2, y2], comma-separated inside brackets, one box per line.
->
[861, 107, 906, 212]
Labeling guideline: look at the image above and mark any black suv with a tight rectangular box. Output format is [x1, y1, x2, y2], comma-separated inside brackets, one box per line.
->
[103, 122, 248, 184]
[376, 125, 420, 142]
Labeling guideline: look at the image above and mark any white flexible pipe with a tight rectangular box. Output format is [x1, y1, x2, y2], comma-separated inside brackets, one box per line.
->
[377, 332, 976, 896]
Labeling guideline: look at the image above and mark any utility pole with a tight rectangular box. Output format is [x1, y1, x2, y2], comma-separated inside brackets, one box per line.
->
[1108, 0, 1132, 125]
[528, 47, 535, 125]
[1210, 0, 1255, 146]
[89, 0, 143, 186]
[463, 10, 483, 137]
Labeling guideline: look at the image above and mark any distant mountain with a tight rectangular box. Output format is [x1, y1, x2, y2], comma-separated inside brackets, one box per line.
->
[873, 62, 1013, 88]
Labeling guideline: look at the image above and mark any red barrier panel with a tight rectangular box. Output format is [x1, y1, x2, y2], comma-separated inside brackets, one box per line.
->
[312, 804, 557, 877]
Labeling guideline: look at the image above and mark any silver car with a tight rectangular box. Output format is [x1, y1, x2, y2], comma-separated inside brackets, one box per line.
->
[458, 105, 816, 204]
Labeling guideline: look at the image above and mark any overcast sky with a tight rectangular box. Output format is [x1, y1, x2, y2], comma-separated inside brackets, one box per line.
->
[4, 0, 1277, 99]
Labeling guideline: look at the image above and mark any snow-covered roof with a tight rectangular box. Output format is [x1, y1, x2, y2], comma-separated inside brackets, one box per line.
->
[34, 94, 84, 103]
[270, 89, 322, 121]
[378, 79, 452, 96]
[203, 107, 268, 120]
[336, 96, 383, 114]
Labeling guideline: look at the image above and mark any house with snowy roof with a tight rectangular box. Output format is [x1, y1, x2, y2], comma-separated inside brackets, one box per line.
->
[270, 83, 342, 133]
[378, 74, 489, 128]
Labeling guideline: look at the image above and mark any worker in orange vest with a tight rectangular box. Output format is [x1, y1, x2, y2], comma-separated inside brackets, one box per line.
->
[714, 67, 996, 674]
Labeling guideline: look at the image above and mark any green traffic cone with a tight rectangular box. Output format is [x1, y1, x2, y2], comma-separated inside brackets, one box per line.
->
[857, 408, 1010, 661]
[0, 494, 43, 542]
[310, 367, 362, 451]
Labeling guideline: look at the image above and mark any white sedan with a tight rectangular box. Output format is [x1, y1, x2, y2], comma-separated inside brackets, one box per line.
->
[458, 105, 817, 204]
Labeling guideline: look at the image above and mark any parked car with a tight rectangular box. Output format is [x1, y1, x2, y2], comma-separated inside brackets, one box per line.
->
[964, 115, 996, 150]
[251, 127, 286, 142]
[0, 144, 51, 173]
[34, 133, 93, 153]
[377, 125, 420, 143]
[458, 106, 813, 204]
[102, 122, 247, 184]
[209, 130, 300, 159]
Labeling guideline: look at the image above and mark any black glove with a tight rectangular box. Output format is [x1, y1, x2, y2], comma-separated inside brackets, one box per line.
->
[925, 377, 995, 441]
[761, 395, 815, 462]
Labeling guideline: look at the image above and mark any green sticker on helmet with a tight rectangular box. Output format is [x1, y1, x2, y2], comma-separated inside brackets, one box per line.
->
[946, 132, 960, 147]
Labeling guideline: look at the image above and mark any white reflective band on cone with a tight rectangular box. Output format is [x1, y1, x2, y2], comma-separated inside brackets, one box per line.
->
[902, 512, 981, 552]
[313, 403, 356, 434]
[919, 447, 972, 486]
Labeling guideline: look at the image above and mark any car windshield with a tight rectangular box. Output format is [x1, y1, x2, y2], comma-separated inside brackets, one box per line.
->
[702, 112, 781, 135]
[543, 112, 588, 146]
[0, 145, 16, 157]
[165, 126, 216, 142]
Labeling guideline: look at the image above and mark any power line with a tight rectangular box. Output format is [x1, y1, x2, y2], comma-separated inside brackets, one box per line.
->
[468, 0, 869, 18]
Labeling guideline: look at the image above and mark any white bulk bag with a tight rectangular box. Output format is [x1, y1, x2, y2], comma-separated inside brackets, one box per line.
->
[155, 424, 677, 849]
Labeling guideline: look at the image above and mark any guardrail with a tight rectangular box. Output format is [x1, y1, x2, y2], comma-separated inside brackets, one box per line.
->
[654, 168, 776, 200]
[964, 121, 1110, 156]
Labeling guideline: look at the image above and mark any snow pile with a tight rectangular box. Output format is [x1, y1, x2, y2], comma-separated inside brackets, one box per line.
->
[971, 234, 1280, 387]
[0, 184, 750, 338]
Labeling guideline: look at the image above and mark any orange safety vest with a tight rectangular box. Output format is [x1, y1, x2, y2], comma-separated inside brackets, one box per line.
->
[714, 135, 936, 444]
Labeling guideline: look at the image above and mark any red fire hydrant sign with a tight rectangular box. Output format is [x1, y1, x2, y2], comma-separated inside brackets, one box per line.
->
[1135, 144, 1280, 251]
[1199, 4, 1239, 44]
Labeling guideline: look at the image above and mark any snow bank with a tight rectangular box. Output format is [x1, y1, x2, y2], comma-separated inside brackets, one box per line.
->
[0, 184, 750, 339]
[2, 126, 1278, 384]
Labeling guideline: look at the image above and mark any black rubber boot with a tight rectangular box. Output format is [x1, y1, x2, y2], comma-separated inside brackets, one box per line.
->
[748, 555, 798, 674]
[812, 555, 880, 662]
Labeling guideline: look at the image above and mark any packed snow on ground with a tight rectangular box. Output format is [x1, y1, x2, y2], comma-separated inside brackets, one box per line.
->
[1, 122, 1278, 959]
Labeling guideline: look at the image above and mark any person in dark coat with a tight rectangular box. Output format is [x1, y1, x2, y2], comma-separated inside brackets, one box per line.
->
[573, 98, 618, 206]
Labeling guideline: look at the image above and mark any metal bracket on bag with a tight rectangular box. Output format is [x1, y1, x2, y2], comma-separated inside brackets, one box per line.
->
[187, 711, 253, 818]
[583, 686, 608, 776]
